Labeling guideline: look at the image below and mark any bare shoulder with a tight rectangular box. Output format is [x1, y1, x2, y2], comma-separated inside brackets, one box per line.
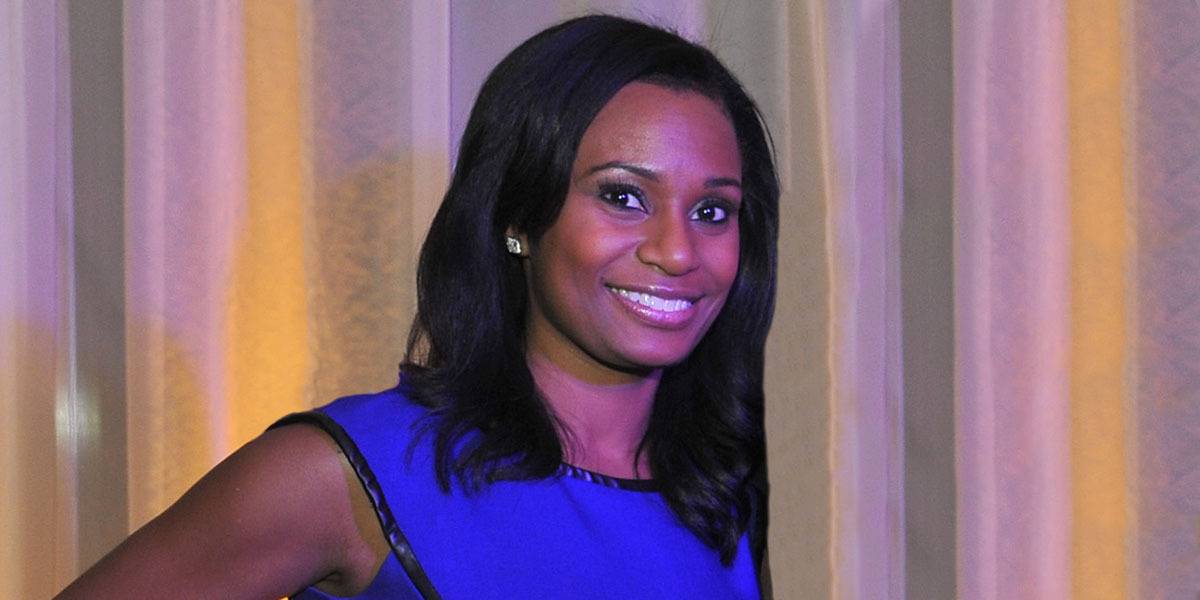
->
[57, 422, 388, 599]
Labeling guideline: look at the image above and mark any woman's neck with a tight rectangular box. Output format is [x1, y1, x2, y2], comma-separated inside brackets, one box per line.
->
[525, 349, 659, 479]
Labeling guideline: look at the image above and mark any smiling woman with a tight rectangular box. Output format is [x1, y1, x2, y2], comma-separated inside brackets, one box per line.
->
[57, 14, 779, 600]
[520, 82, 746, 481]
[522, 82, 743, 380]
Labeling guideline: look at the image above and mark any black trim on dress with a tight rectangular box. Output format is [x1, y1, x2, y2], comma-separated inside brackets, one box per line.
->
[555, 463, 659, 492]
[271, 411, 443, 600]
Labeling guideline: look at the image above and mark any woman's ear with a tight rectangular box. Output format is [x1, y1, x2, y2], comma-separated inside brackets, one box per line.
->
[504, 227, 529, 257]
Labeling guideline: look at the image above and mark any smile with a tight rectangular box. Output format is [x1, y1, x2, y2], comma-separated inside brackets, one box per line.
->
[609, 287, 694, 312]
[606, 286, 699, 328]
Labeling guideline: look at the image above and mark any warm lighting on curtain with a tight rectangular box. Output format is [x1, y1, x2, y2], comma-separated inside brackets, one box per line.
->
[2, 1, 1196, 598]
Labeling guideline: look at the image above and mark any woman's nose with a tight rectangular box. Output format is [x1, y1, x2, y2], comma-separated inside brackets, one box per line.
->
[635, 212, 699, 276]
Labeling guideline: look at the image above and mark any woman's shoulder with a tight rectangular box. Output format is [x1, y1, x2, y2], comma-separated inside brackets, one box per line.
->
[58, 399, 391, 598]
[273, 385, 443, 598]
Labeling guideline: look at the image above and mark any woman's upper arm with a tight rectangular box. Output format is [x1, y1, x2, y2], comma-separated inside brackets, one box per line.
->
[56, 422, 378, 599]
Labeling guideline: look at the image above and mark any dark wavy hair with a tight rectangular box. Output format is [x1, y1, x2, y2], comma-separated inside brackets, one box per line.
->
[401, 14, 778, 564]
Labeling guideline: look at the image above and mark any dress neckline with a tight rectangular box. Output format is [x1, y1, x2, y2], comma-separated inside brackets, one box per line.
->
[556, 462, 659, 492]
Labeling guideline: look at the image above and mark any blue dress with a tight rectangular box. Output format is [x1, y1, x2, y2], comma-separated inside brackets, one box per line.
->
[273, 387, 762, 599]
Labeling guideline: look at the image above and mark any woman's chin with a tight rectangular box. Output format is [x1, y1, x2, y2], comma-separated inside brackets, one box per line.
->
[601, 342, 697, 373]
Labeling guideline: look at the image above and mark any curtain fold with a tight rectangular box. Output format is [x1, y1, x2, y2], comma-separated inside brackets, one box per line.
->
[306, 0, 423, 406]
[761, 2, 835, 597]
[1065, 0, 1133, 596]
[814, 1, 905, 598]
[1, 1, 78, 595]
[1131, 0, 1200, 595]
[124, 0, 249, 528]
[953, 2, 1073, 598]
[231, 0, 311, 442]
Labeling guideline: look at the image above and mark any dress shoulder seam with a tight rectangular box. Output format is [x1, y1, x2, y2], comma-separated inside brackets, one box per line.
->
[270, 411, 443, 600]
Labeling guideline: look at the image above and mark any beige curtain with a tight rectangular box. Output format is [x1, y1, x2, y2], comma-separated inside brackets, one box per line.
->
[4, 1, 1197, 599]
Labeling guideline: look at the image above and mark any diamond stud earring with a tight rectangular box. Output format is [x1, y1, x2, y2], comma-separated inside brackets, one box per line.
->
[505, 236, 523, 256]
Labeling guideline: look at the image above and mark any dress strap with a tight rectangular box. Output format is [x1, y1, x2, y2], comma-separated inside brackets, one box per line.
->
[271, 411, 444, 600]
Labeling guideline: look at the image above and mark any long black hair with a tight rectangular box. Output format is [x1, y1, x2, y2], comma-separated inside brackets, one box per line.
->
[402, 14, 779, 564]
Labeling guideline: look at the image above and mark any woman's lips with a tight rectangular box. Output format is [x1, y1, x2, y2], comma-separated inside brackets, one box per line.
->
[606, 286, 699, 329]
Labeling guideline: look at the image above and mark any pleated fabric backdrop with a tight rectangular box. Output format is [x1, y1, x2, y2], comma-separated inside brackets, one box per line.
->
[2, 1, 1197, 598]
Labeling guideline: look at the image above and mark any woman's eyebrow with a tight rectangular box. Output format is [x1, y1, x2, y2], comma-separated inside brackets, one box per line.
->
[581, 161, 659, 181]
[705, 177, 742, 190]
[580, 161, 742, 189]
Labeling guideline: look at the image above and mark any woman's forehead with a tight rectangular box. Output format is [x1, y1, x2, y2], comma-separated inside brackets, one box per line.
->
[571, 82, 741, 181]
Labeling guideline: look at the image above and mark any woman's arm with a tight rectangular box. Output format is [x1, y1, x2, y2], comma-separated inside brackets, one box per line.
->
[56, 423, 388, 599]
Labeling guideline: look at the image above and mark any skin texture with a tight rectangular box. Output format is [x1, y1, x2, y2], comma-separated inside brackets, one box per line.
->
[57, 82, 743, 596]
[521, 82, 742, 478]
[56, 425, 388, 599]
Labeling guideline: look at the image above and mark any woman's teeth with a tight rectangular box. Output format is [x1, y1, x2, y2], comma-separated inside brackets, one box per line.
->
[610, 287, 693, 312]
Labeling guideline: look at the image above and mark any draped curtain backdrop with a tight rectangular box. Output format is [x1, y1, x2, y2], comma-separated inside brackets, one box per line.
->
[2, 1, 1197, 598]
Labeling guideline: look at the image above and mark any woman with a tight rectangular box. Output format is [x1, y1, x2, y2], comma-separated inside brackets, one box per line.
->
[60, 14, 778, 599]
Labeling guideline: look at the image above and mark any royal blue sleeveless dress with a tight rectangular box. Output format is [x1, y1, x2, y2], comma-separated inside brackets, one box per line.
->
[271, 386, 762, 599]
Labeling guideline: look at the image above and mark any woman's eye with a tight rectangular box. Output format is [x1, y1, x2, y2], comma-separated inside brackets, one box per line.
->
[598, 186, 646, 211]
[692, 203, 730, 223]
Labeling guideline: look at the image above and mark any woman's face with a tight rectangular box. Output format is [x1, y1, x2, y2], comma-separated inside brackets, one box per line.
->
[522, 82, 742, 382]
